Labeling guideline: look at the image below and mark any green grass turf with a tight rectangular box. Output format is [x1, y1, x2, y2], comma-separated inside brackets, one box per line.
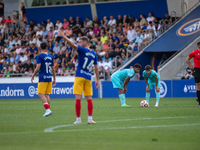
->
[0, 97, 199, 150]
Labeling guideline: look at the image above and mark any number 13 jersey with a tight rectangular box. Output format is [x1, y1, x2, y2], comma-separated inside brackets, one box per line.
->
[76, 46, 98, 80]
[37, 52, 54, 82]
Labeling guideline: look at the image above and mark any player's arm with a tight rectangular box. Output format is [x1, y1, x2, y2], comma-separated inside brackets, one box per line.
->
[51, 66, 56, 87]
[186, 56, 194, 71]
[144, 77, 150, 87]
[58, 30, 78, 50]
[31, 63, 41, 83]
[94, 64, 99, 89]
[123, 76, 130, 92]
[155, 76, 160, 92]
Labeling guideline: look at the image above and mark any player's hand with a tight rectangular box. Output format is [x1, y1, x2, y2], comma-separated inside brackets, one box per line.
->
[146, 85, 150, 91]
[189, 66, 194, 71]
[156, 86, 160, 92]
[31, 76, 34, 83]
[52, 80, 56, 87]
[95, 80, 99, 89]
[58, 30, 65, 38]
[124, 88, 127, 93]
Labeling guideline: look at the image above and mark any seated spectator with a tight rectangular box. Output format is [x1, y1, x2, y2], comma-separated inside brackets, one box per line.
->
[164, 13, 171, 28]
[74, 17, 82, 35]
[48, 26, 54, 40]
[103, 16, 108, 26]
[154, 22, 161, 36]
[128, 15, 134, 27]
[19, 52, 28, 65]
[116, 15, 123, 27]
[133, 43, 139, 54]
[9, 28, 17, 37]
[108, 16, 116, 28]
[147, 21, 157, 36]
[93, 23, 100, 36]
[112, 57, 121, 71]
[0, 21, 5, 33]
[36, 27, 43, 37]
[0, 36, 5, 46]
[93, 17, 100, 26]
[100, 32, 108, 44]
[127, 26, 137, 42]
[42, 26, 48, 39]
[99, 66, 105, 80]
[84, 17, 93, 30]
[63, 18, 69, 29]
[56, 19, 63, 30]
[28, 43, 38, 58]
[46, 19, 54, 31]
[103, 58, 112, 80]
[123, 15, 129, 26]
[143, 29, 152, 46]
[15, 44, 21, 54]
[133, 18, 139, 27]
[29, 20, 35, 31]
[6, 16, 12, 25]
[53, 26, 59, 39]
[53, 41, 61, 54]
[146, 12, 154, 23]
[102, 40, 109, 52]
[69, 16, 76, 29]
[135, 32, 144, 46]
[111, 33, 119, 44]
[181, 67, 194, 80]
[89, 28, 93, 36]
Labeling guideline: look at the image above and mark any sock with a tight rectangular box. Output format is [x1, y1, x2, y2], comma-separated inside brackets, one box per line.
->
[75, 99, 81, 118]
[43, 103, 50, 110]
[156, 92, 160, 103]
[88, 116, 92, 120]
[119, 94, 126, 106]
[87, 99, 93, 117]
[146, 93, 150, 103]
[76, 117, 81, 121]
[197, 91, 200, 105]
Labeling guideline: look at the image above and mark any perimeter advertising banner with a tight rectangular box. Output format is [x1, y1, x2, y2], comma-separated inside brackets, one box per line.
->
[0, 82, 99, 99]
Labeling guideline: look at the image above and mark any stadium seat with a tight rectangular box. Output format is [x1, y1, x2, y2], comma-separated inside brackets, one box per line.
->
[63, 1, 67, 4]
[56, 1, 60, 5]
[48, 2, 52, 5]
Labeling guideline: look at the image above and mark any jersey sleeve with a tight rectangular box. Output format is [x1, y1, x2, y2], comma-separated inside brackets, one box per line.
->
[36, 55, 41, 64]
[152, 71, 158, 78]
[188, 51, 195, 58]
[51, 56, 54, 66]
[127, 70, 134, 78]
[77, 46, 86, 54]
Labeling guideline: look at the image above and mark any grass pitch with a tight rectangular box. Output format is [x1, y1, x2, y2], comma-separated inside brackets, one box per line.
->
[0, 97, 199, 150]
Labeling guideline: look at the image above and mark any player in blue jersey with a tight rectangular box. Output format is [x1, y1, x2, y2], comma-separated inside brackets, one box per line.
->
[31, 42, 56, 117]
[111, 63, 142, 107]
[59, 31, 99, 124]
[143, 65, 160, 107]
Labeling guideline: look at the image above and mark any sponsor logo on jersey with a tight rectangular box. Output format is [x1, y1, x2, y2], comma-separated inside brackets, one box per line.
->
[177, 18, 200, 36]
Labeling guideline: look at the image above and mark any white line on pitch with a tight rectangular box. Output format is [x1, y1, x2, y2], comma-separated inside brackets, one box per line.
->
[44, 116, 198, 132]
[0, 123, 199, 135]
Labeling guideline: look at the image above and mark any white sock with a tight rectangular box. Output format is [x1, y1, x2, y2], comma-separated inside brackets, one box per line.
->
[88, 116, 92, 120]
[76, 117, 81, 121]
[43, 103, 48, 105]
[155, 102, 159, 105]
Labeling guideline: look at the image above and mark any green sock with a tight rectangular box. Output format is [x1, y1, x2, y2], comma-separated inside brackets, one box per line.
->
[146, 93, 150, 103]
[119, 94, 126, 106]
[156, 92, 160, 103]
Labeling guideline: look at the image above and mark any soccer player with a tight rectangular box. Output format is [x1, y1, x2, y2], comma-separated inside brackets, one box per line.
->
[58, 30, 99, 124]
[31, 42, 56, 117]
[111, 63, 142, 107]
[143, 65, 160, 107]
[186, 41, 200, 107]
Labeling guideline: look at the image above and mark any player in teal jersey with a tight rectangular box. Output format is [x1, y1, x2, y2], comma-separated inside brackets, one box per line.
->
[143, 65, 160, 107]
[111, 63, 142, 107]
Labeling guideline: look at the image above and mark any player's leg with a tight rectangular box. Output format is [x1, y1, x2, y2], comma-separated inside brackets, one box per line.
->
[194, 76, 200, 107]
[111, 75, 130, 107]
[146, 81, 152, 104]
[155, 81, 160, 107]
[73, 77, 83, 124]
[37, 82, 51, 117]
[84, 79, 96, 124]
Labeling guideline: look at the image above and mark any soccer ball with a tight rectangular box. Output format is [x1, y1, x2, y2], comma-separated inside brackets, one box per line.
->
[140, 100, 149, 107]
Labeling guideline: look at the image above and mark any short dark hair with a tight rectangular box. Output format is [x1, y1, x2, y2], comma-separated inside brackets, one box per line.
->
[145, 65, 152, 70]
[80, 36, 89, 44]
[134, 63, 142, 69]
[40, 42, 47, 49]
[197, 42, 200, 46]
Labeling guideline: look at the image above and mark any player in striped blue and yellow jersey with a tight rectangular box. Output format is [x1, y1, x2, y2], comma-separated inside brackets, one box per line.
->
[59, 31, 99, 124]
[31, 42, 56, 117]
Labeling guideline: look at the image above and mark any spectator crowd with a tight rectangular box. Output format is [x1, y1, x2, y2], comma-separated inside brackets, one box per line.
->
[0, 9, 171, 79]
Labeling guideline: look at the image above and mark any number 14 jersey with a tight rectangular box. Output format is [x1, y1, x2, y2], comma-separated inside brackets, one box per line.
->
[76, 46, 98, 80]
[37, 52, 54, 82]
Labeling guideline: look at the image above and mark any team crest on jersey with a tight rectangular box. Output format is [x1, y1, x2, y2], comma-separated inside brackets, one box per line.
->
[177, 18, 200, 36]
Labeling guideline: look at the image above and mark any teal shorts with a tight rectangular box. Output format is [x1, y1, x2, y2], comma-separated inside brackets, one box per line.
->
[147, 80, 160, 90]
[111, 74, 123, 89]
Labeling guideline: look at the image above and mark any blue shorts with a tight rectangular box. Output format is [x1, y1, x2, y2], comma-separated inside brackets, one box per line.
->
[111, 74, 123, 89]
[147, 80, 160, 90]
